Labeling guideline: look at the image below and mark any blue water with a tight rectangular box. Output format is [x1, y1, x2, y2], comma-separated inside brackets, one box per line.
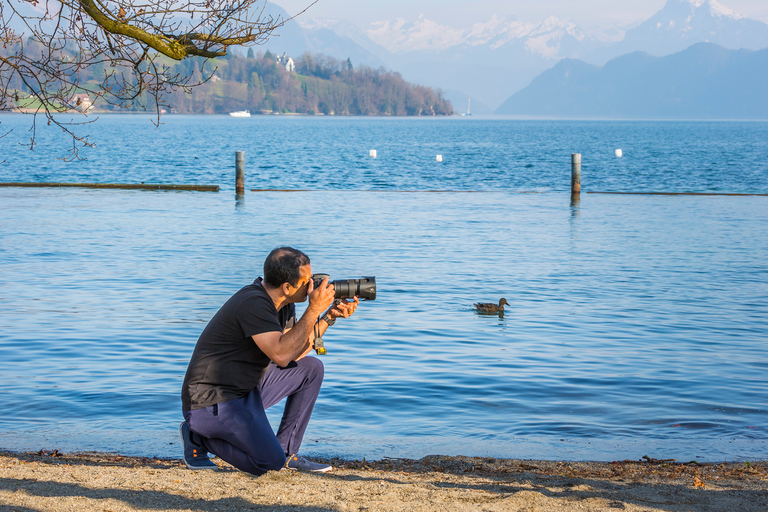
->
[1, 114, 767, 462]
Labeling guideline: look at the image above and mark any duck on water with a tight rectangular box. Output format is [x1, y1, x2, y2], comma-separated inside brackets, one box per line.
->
[474, 298, 509, 314]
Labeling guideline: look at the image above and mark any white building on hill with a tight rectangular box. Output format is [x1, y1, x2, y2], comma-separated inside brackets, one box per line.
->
[275, 53, 295, 73]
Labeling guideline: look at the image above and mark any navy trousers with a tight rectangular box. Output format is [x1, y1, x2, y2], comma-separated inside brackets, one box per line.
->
[183, 356, 324, 476]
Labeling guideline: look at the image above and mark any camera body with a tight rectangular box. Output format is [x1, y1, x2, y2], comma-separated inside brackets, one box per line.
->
[311, 274, 376, 301]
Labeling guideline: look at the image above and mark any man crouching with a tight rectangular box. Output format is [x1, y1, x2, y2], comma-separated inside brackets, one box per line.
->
[180, 246, 359, 474]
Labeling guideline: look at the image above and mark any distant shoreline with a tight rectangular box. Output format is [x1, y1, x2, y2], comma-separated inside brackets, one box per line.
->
[4, 109, 456, 117]
[5, 110, 768, 121]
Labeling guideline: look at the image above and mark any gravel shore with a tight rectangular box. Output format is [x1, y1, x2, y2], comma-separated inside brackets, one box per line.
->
[1, 450, 766, 511]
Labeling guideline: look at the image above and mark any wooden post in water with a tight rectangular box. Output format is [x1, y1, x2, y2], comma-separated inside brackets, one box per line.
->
[571, 153, 581, 204]
[235, 151, 245, 196]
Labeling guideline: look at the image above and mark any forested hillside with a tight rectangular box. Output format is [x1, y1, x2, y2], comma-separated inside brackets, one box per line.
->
[3, 47, 453, 116]
[165, 51, 453, 116]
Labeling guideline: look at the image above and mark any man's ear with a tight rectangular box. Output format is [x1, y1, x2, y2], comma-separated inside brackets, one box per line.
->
[281, 282, 292, 296]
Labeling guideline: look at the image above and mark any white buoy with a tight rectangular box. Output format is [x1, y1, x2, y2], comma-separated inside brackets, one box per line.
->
[369, 149, 377, 158]
[436, 155, 443, 162]
[615, 149, 623, 158]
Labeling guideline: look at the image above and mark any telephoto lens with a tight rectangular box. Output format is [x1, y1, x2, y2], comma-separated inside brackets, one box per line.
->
[311, 274, 376, 300]
[333, 277, 376, 300]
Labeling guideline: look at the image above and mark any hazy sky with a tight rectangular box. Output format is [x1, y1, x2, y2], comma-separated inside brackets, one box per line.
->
[273, 0, 768, 28]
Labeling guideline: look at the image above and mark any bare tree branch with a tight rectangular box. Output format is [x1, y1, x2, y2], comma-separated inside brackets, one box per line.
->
[0, 0, 316, 159]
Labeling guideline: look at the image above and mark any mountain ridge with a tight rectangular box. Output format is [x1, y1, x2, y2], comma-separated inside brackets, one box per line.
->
[494, 42, 768, 118]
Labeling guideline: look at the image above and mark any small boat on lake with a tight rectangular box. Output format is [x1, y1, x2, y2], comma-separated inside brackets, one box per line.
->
[229, 110, 251, 117]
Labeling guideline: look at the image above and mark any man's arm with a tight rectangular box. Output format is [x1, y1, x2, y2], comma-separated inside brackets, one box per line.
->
[251, 278, 335, 367]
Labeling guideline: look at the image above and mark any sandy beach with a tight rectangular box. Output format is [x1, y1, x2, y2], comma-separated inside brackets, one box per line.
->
[1, 450, 766, 511]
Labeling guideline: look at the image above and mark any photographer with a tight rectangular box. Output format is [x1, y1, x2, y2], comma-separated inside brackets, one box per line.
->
[180, 246, 359, 475]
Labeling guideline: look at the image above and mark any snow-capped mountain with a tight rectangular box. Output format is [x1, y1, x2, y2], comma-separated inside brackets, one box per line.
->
[590, 0, 768, 61]
[362, 0, 768, 62]
[366, 14, 600, 59]
[367, 15, 467, 54]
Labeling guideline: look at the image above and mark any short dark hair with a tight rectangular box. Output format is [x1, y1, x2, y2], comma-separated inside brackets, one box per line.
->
[263, 246, 310, 288]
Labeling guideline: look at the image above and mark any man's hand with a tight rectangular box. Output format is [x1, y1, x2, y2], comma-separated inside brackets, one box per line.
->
[307, 276, 336, 316]
[327, 296, 360, 320]
[253, 276, 337, 366]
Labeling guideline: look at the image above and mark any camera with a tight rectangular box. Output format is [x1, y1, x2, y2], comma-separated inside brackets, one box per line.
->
[311, 274, 376, 300]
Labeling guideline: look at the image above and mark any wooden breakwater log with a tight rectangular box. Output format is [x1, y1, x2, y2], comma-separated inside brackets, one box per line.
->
[0, 182, 219, 192]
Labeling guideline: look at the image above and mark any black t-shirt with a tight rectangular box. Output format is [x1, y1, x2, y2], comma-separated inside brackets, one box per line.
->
[181, 278, 296, 411]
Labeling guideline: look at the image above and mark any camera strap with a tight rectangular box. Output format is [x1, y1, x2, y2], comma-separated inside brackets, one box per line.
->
[313, 318, 326, 355]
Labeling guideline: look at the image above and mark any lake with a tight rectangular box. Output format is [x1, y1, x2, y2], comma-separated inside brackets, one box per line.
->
[1, 114, 766, 462]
